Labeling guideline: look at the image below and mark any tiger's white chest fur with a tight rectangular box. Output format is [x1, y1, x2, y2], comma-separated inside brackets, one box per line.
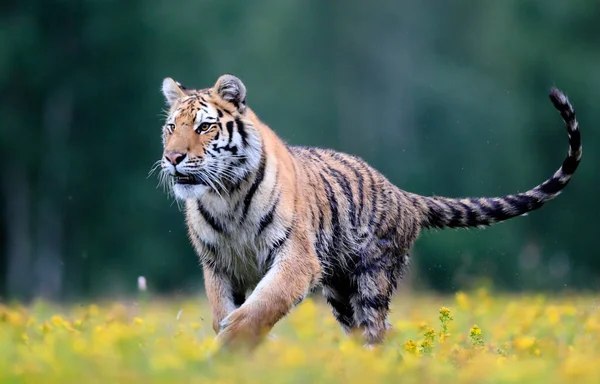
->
[184, 185, 285, 289]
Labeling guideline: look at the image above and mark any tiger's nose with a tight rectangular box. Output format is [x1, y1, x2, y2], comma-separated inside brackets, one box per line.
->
[164, 152, 185, 166]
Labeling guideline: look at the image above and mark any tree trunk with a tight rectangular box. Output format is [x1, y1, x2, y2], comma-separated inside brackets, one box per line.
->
[33, 86, 73, 301]
[3, 167, 33, 301]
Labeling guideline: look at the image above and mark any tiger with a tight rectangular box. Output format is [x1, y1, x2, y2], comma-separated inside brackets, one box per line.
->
[156, 74, 582, 350]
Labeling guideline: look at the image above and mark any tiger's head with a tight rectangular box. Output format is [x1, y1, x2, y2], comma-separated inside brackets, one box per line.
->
[157, 74, 262, 200]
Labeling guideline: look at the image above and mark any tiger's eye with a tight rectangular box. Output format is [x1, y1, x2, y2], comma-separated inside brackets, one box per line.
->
[166, 123, 175, 133]
[197, 122, 211, 133]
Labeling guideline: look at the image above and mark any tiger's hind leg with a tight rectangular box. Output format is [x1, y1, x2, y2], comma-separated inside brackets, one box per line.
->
[351, 248, 406, 346]
[321, 273, 360, 336]
[351, 286, 393, 346]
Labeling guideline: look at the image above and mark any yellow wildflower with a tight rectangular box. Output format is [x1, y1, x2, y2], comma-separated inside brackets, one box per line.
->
[88, 304, 100, 317]
[279, 345, 307, 367]
[404, 340, 419, 356]
[513, 336, 536, 351]
[191, 322, 202, 330]
[6, 311, 24, 327]
[455, 292, 470, 310]
[0, 291, 598, 382]
[150, 353, 184, 371]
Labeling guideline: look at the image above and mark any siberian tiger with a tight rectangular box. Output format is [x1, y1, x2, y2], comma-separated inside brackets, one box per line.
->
[157, 74, 581, 349]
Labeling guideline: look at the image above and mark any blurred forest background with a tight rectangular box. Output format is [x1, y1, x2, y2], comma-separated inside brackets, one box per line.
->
[1, 0, 598, 303]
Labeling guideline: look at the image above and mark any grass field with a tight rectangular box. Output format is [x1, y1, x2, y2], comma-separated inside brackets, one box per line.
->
[1, 288, 599, 383]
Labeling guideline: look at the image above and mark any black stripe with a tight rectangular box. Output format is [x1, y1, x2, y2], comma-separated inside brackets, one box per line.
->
[540, 177, 564, 195]
[556, 104, 575, 122]
[201, 254, 228, 276]
[308, 149, 357, 228]
[202, 257, 219, 273]
[504, 195, 524, 211]
[303, 167, 316, 226]
[562, 154, 580, 175]
[211, 142, 238, 155]
[315, 206, 327, 261]
[226, 121, 234, 146]
[197, 200, 225, 233]
[503, 195, 524, 214]
[228, 168, 250, 193]
[355, 259, 384, 277]
[241, 153, 267, 220]
[461, 201, 479, 227]
[309, 202, 316, 229]
[257, 193, 280, 236]
[327, 165, 356, 227]
[265, 226, 292, 269]
[332, 153, 363, 226]
[232, 291, 245, 307]
[425, 198, 447, 228]
[217, 109, 224, 118]
[482, 198, 509, 222]
[354, 165, 366, 226]
[326, 295, 355, 328]
[506, 194, 541, 212]
[321, 257, 357, 326]
[235, 118, 248, 146]
[295, 148, 338, 262]
[367, 170, 379, 228]
[234, 157, 247, 166]
[320, 174, 342, 249]
[375, 189, 391, 229]
[357, 294, 390, 311]
[569, 128, 581, 150]
[196, 235, 217, 255]
[471, 198, 491, 226]
[447, 202, 464, 228]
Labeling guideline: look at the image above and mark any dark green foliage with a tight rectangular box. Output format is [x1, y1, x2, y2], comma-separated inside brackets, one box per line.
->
[0, 0, 598, 301]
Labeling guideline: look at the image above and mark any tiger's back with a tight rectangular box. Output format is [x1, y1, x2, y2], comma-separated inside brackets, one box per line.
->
[156, 74, 582, 349]
[290, 146, 422, 340]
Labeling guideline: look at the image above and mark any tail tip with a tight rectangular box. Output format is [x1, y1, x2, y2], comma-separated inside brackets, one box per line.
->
[549, 87, 569, 108]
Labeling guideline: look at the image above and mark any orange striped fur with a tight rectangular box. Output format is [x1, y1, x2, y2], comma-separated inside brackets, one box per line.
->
[156, 75, 582, 349]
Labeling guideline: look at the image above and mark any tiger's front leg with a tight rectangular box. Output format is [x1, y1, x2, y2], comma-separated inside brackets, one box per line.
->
[202, 265, 245, 334]
[215, 236, 321, 350]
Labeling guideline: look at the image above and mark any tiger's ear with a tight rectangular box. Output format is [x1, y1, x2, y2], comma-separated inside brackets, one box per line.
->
[162, 77, 187, 106]
[213, 74, 247, 112]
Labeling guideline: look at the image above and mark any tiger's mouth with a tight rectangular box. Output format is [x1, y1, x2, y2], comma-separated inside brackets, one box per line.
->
[173, 173, 207, 186]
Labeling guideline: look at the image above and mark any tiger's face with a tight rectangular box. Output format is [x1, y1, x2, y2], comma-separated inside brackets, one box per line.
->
[158, 75, 262, 200]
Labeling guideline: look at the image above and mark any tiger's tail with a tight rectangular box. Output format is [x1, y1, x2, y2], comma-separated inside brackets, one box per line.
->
[413, 87, 582, 229]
